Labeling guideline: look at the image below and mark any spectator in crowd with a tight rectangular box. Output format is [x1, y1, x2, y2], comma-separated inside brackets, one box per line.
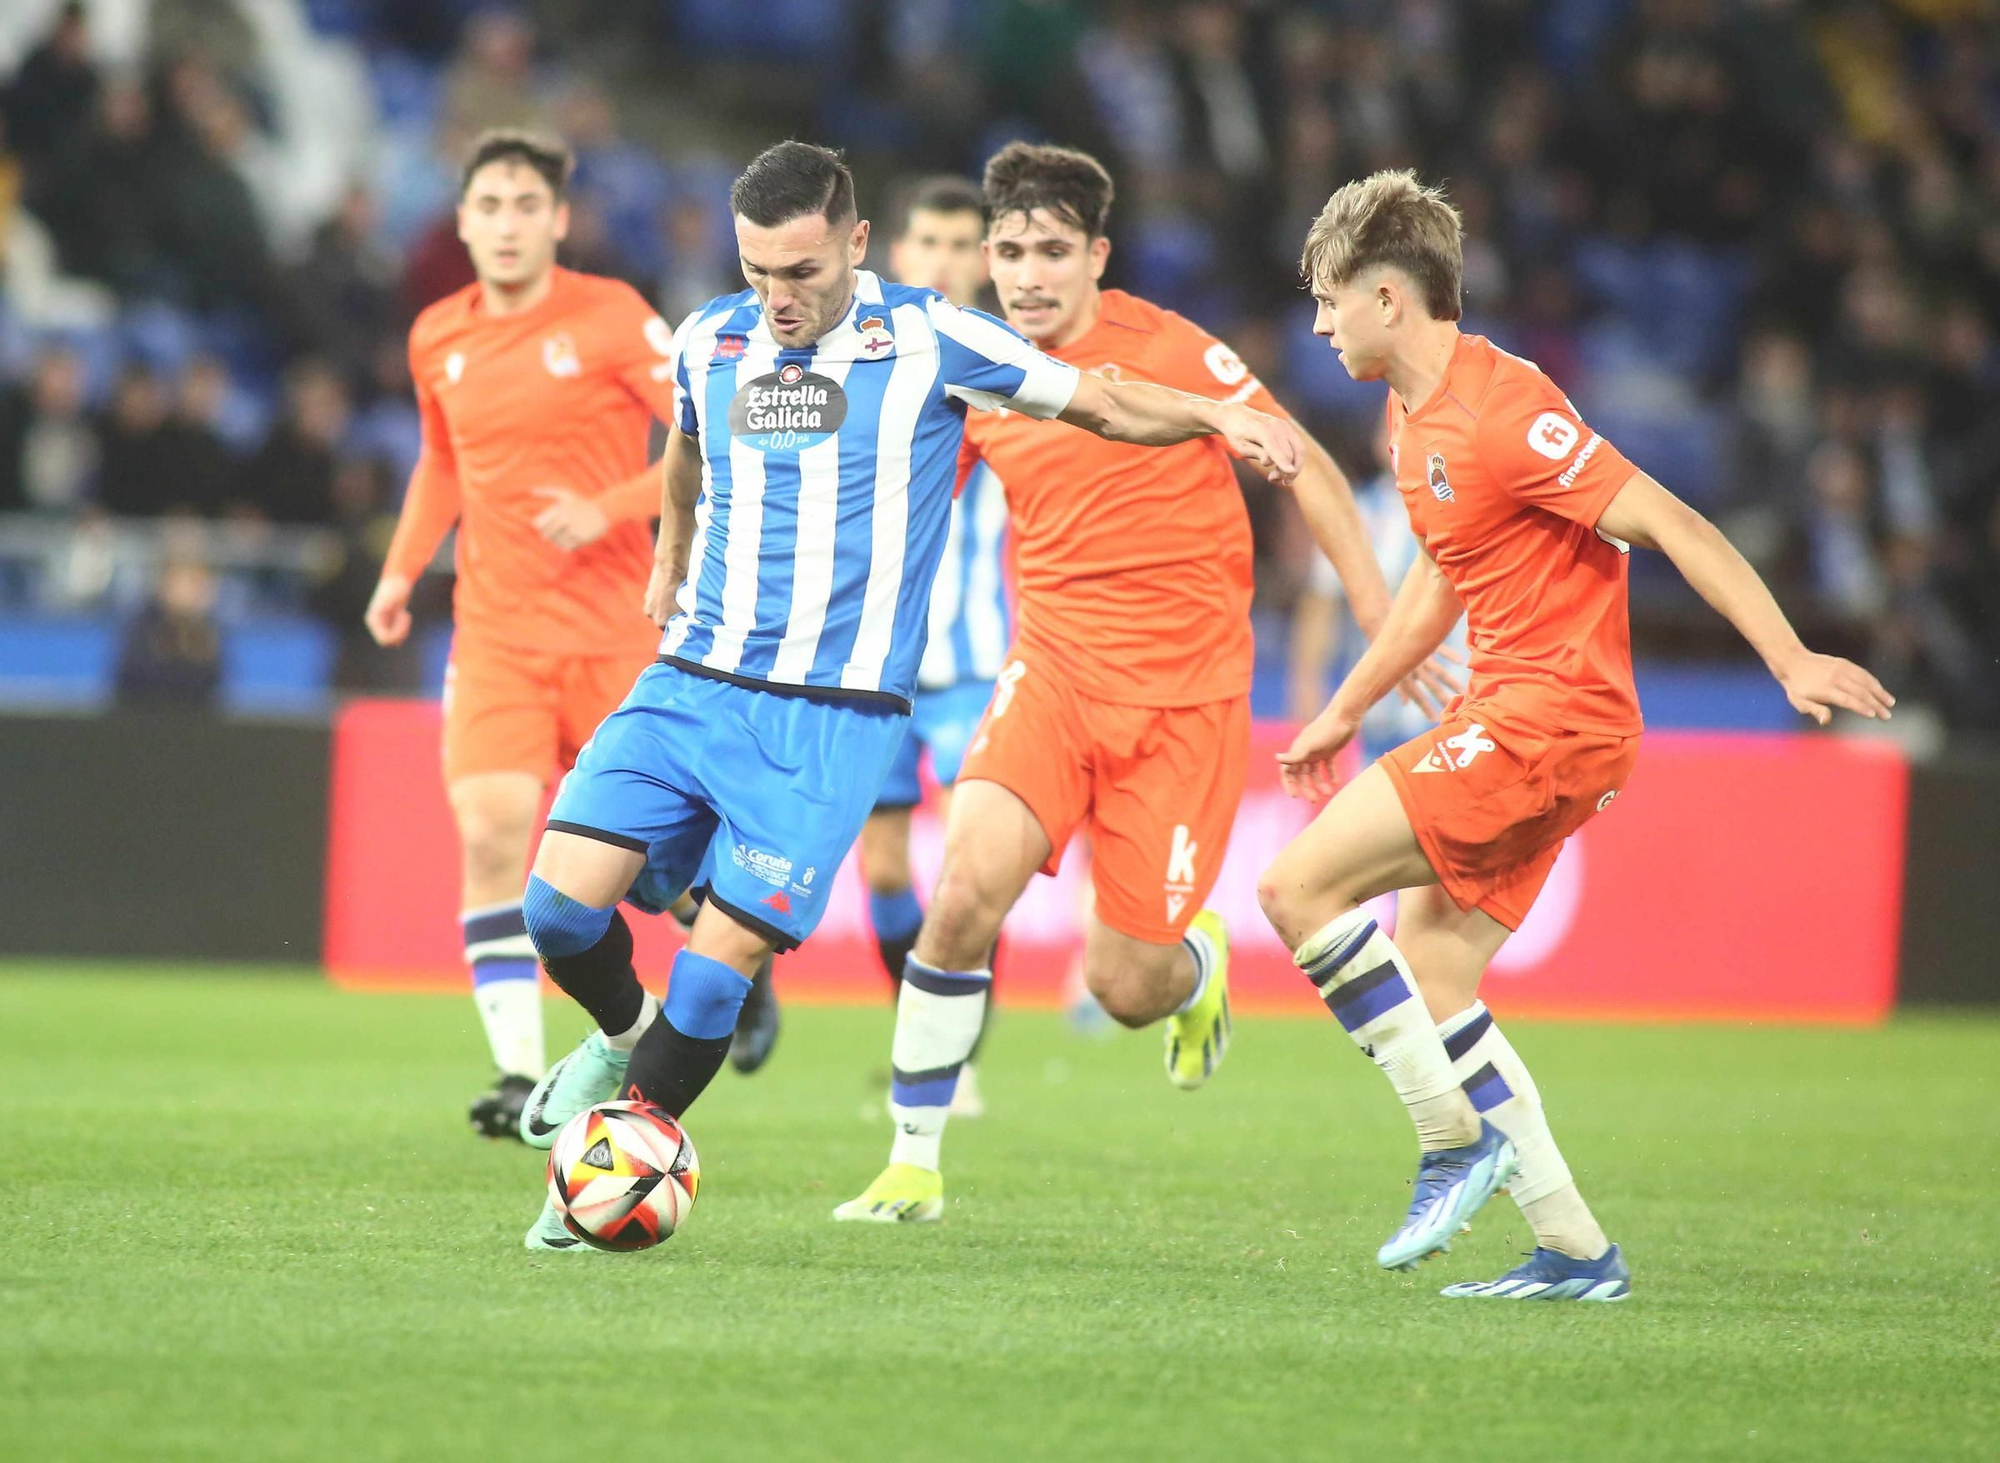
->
[233, 359, 349, 525]
[158, 355, 241, 517]
[288, 182, 399, 381]
[95, 361, 173, 517]
[114, 537, 223, 709]
[6, 346, 97, 514]
[2, 2, 98, 168]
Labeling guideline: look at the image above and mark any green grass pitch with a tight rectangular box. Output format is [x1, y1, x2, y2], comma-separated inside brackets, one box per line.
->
[2, 965, 1995, 1463]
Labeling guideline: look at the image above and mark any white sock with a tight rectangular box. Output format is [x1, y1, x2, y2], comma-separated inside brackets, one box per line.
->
[1296, 908, 1478, 1151]
[1172, 924, 1218, 1014]
[472, 975, 544, 1079]
[464, 901, 543, 1078]
[887, 958, 991, 1172]
[1437, 1001, 1610, 1260]
[603, 991, 660, 1053]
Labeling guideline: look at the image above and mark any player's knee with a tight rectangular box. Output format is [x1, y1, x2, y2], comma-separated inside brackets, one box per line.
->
[919, 862, 1003, 969]
[455, 804, 537, 888]
[523, 873, 617, 960]
[1256, 860, 1313, 948]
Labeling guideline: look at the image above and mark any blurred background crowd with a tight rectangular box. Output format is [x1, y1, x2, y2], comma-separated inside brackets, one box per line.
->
[0, 0, 1994, 729]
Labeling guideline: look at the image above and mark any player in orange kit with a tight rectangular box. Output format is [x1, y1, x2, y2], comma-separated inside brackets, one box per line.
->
[364, 130, 738, 1138]
[836, 142, 1455, 1223]
[1258, 170, 1893, 1300]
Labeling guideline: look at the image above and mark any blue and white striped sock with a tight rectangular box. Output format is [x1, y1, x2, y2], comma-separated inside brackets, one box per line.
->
[1296, 907, 1476, 1151]
[1438, 1001, 1608, 1258]
[887, 957, 991, 1172]
[463, 900, 544, 1079]
[1172, 922, 1218, 1015]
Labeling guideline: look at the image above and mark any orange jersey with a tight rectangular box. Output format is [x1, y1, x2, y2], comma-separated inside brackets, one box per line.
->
[961, 290, 1280, 708]
[388, 267, 677, 655]
[1389, 334, 1642, 738]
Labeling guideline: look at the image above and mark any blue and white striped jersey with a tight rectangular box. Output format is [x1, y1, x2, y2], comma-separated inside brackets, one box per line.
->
[916, 461, 1010, 691]
[660, 271, 1075, 709]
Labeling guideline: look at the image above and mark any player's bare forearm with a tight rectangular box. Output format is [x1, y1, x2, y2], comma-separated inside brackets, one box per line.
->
[1288, 433, 1391, 631]
[1598, 471, 1894, 723]
[1057, 375, 1302, 482]
[1598, 472, 1805, 671]
[1327, 553, 1462, 722]
[648, 429, 703, 606]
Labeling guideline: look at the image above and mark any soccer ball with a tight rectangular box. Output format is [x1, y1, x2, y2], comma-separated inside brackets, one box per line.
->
[546, 1101, 700, 1251]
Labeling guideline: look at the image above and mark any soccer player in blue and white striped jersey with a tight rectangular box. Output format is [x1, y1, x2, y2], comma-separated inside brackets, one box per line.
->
[510, 142, 1305, 1249]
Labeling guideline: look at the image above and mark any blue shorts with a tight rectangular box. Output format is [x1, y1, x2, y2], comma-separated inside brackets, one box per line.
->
[874, 678, 996, 811]
[547, 663, 908, 950]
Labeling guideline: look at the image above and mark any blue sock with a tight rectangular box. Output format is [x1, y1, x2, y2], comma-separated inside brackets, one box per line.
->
[868, 886, 924, 943]
[662, 949, 753, 1040]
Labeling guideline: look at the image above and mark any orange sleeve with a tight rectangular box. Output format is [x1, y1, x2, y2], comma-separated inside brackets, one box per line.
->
[597, 462, 664, 523]
[383, 341, 461, 581]
[1151, 317, 1287, 420]
[603, 284, 681, 422]
[1475, 378, 1636, 528]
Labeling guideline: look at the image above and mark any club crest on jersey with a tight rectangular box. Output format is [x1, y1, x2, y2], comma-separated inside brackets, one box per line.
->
[711, 333, 748, 363]
[856, 315, 894, 357]
[728, 363, 849, 454]
[1427, 452, 1454, 503]
[542, 333, 581, 378]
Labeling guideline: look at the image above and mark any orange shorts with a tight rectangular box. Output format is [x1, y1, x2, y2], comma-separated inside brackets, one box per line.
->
[1381, 707, 1640, 930]
[441, 635, 655, 785]
[959, 655, 1250, 943]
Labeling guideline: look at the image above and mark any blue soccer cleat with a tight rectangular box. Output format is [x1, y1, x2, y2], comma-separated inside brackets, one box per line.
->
[1441, 1243, 1632, 1301]
[1377, 1118, 1519, 1271]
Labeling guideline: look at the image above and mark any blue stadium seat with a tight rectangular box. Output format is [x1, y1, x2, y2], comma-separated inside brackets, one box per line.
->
[675, 0, 852, 61]
[119, 302, 202, 377]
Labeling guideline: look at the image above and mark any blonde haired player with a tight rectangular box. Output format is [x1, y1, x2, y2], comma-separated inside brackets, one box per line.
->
[1260, 171, 1893, 1299]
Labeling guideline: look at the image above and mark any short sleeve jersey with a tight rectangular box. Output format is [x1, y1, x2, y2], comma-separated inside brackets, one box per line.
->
[1388, 333, 1642, 737]
[962, 290, 1279, 708]
[402, 268, 676, 653]
[658, 271, 1077, 710]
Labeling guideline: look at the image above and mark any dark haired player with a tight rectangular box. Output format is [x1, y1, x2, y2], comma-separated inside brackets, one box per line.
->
[507, 141, 1306, 1249]
[835, 142, 1453, 1223]
[366, 129, 693, 1138]
[852, 175, 1012, 1116]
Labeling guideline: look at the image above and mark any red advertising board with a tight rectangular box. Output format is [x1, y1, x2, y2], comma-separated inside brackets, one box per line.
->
[325, 700, 1907, 1022]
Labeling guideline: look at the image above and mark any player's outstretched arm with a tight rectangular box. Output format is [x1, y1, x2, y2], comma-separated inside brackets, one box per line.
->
[1058, 374, 1303, 485]
[643, 427, 703, 629]
[1595, 471, 1894, 726]
[1278, 550, 1464, 800]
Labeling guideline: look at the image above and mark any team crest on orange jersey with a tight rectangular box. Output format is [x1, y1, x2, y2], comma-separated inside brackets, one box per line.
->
[542, 333, 582, 378]
[1427, 451, 1453, 503]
